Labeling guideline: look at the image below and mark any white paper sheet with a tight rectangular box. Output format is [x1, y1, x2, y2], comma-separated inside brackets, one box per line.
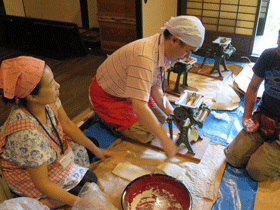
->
[233, 64, 264, 98]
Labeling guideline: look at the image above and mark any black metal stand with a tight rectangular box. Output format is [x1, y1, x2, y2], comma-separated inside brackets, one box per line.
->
[167, 104, 211, 155]
[200, 37, 236, 78]
[167, 62, 189, 94]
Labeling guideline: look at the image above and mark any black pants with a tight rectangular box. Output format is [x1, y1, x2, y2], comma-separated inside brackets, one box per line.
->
[68, 136, 99, 196]
[85, 136, 100, 163]
[68, 170, 98, 196]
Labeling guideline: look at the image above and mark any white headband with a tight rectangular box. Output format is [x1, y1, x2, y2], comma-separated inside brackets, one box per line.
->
[161, 16, 205, 48]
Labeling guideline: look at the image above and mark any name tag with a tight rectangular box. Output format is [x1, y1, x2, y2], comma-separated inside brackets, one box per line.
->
[163, 95, 167, 109]
[58, 148, 74, 169]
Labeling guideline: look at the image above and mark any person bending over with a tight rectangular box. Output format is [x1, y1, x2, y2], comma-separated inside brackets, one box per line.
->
[89, 15, 205, 158]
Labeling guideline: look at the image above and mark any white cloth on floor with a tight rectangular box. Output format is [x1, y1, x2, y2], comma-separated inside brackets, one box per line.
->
[157, 143, 227, 210]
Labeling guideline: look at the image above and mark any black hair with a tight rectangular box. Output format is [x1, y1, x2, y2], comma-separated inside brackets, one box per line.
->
[163, 29, 185, 47]
[1, 65, 45, 106]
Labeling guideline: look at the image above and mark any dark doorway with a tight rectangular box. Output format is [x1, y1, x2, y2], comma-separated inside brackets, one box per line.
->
[0, 0, 5, 15]
[253, 0, 279, 56]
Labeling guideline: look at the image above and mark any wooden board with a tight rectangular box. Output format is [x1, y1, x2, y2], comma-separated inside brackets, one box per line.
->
[164, 79, 198, 97]
[189, 63, 240, 80]
[122, 127, 211, 163]
[72, 106, 93, 126]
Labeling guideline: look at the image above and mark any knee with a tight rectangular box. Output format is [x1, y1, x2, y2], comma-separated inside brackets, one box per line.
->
[132, 131, 155, 144]
[92, 172, 98, 184]
[118, 126, 155, 144]
[246, 161, 270, 182]
[224, 145, 248, 168]
[82, 170, 98, 184]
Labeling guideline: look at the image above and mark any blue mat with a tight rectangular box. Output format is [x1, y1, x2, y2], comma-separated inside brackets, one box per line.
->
[191, 53, 248, 67]
[82, 54, 259, 209]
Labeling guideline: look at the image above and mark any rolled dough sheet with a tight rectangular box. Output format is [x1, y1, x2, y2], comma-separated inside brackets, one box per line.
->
[157, 162, 187, 179]
[112, 162, 151, 181]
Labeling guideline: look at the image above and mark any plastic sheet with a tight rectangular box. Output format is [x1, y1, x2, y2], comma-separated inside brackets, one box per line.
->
[191, 54, 247, 67]
[210, 80, 240, 111]
[84, 122, 118, 149]
[72, 182, 117, 210]
[0, 197, 50, 210]
[211, 111, 230, 121]
[212, 164, 258, 210]
[197, 94, 260, 144]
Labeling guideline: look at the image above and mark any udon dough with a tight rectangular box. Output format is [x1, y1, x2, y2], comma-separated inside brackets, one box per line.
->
[112, 162, 150, 181]
[157, 162, 186, 179]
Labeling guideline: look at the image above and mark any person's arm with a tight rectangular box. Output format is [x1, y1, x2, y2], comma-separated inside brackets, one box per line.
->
[28, 163, 79, 207]
[131, 98, 177, 157]
[29, 164, 106, 209]
[57, 105, 113, 160]
[150, 82, 174, 116]
[150, 82, 181, 129]
[242, 73, 263, 132]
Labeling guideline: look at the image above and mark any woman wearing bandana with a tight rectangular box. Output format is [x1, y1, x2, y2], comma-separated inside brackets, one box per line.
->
[0, 56, 113, 208]
[225, 30, 280, 182]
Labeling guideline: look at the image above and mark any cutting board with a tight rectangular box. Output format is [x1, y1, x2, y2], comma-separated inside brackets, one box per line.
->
[122, 127, 211, 163]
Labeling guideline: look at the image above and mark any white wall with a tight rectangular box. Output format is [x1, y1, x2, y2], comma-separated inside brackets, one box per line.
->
[87, 0, 99, 28]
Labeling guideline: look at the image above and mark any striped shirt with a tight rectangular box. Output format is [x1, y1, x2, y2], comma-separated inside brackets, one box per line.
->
[96, 33, 170, 102]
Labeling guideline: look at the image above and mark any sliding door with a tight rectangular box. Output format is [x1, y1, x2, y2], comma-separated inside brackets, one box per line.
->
[180, 0, 261, 56]
[256, 0, 270, 35]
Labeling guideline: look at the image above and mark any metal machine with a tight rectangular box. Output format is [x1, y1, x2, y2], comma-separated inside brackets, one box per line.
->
[167, 56, 197, 94]
[200, 37, 236, 77]
[167, 90, 211, 154]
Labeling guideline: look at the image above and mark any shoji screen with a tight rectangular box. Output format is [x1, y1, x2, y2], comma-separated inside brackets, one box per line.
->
[184, 0, 261, 55]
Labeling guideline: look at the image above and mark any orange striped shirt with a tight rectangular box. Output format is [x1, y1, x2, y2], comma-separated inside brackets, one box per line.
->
[96, 34, 170, 102]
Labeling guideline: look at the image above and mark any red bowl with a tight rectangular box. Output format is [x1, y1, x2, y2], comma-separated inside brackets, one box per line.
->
[121, 174, 192, 210]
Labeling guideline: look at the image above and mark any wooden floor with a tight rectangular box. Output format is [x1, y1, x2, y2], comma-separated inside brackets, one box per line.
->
[0, 47, 107, 126]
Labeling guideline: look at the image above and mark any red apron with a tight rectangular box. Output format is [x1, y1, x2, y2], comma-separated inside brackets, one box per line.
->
[89, 76, 155, 130]
[0, 103, 73, 198]
[252, 106, 280, 141]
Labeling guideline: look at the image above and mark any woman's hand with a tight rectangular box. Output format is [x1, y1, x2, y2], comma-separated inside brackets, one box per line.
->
[93, 148, 113, 161]
[242, 118, 259, 133]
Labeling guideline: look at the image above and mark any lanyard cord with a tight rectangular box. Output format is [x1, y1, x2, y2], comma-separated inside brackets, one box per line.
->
[24, 105, 64, 154]
[160, 67, 165, 96]
[158, 34, 165, 96]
